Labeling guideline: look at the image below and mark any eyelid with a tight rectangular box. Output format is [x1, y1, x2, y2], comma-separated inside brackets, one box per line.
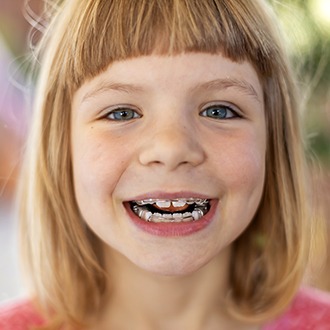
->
[201, 101, 240, 113]
[199, 101, 242, 118]
[101, 104, 142, 119]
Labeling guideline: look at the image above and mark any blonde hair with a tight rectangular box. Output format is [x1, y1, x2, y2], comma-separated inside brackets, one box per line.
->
[19, 0, 311, 327]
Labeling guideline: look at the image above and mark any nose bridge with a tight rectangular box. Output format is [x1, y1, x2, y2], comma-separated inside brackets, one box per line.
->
[138, 113, 205, 170]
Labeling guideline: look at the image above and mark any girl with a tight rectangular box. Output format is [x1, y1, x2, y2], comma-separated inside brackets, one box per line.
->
[1, 0, 330, 329]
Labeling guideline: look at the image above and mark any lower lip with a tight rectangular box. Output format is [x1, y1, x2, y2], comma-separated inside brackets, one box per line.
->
[124, 200, 218, 237]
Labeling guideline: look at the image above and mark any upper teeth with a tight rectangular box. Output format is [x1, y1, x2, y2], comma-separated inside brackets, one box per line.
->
[155, 200, 171, 208]
[135, 198, 208, 207]
[172, 200, 186, 207]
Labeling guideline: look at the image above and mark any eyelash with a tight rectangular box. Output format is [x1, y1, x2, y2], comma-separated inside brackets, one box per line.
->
[104, 103, 240, 121]
[106, 107, 142, 121]
[199, 104, 240, 120]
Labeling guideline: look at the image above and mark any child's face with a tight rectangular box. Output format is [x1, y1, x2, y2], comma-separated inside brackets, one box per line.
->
[71, 53, 266, 276]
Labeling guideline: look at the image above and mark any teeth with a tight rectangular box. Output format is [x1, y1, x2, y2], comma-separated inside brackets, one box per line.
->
[133, 205, 139, 211]
[131, 198, 210, 223]
[192, 209, 203, 220]
[153, 216, 162, 223]
[172, 200, 186, 207]
[134, 198, 209, 207]
[136, 199, 154, 206]
[144, 211, 152, 221]
[196, 199, 208, 205]
[156, 200, 171, 208]
[183, 212, 191, 218]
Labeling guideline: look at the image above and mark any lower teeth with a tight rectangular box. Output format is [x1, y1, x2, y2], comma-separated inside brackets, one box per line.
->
[132, 205, 208, 223]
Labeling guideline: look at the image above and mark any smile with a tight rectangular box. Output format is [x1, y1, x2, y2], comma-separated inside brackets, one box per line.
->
[130, 198, 210, 223]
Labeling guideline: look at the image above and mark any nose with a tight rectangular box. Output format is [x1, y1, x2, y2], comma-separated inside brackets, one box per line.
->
[138, 124, 206, 171]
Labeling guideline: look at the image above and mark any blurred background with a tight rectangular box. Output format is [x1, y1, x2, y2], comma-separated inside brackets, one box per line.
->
[0, 0, 41, 301]
[0, 0, 329, 302]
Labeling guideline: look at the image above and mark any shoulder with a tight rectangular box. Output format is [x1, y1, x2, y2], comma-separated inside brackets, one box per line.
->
[0, 298, 45, 329]
[264, 286, 330, 330]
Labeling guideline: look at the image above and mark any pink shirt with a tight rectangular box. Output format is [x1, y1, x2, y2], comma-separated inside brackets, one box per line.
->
[0, 287, 329, 329]
[263, 287, 330, 330]
[0, 298, 45, 329]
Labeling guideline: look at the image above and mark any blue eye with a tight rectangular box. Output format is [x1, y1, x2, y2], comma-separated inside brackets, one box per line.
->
[107, 108, 141, 121]
[200, 105, 238, 119]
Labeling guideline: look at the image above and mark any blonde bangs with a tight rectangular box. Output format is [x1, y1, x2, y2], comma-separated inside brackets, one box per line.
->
[44, 0, 280, 90]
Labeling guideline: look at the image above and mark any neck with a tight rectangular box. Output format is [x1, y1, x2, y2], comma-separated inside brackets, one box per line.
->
[92, 247, 259, 330]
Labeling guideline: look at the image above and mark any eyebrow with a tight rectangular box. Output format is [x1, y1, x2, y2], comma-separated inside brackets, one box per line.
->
[81, 77, 261, 104]
[81, 82, 144, 103]
[193, 78, 261, 103]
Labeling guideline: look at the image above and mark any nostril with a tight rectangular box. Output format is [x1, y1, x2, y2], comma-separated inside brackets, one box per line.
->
[138, 130, 205, 169]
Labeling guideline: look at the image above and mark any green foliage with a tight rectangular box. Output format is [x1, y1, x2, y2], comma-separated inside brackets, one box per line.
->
[273, 0, 330, 166]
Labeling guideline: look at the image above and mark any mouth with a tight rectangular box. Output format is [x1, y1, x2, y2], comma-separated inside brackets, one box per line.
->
[129, 198, 210, 223]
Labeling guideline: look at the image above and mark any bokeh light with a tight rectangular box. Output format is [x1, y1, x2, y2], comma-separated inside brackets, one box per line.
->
[310, 0, 330, 31]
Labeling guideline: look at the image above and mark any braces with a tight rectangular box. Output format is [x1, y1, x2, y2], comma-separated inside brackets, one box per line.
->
[135, 198, 208, 207]
[131, 199, 210, 223]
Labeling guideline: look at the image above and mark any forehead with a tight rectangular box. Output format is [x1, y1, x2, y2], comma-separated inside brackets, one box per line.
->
[74, 53, 264, 105]
[56, 0, 276, 90]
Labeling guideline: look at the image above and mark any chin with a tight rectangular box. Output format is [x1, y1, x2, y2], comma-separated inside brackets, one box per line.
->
[132, 253, 213, 277]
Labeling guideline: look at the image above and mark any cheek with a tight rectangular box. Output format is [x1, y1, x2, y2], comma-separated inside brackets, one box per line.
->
[209, 131, 266, 240]
[211, 129, 266, 202]
[71, 132, 127, 201]
[230, 145, 265, 192]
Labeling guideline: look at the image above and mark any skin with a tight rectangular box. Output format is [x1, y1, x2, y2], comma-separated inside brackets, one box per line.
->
[71, 53, 266, 329]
